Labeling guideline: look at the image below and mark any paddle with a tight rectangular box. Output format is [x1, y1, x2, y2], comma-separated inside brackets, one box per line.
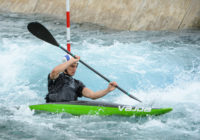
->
[27, 22, 142, 103]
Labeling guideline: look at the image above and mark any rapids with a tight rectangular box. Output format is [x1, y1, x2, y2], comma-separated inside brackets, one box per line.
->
[0, 13, 200, 140]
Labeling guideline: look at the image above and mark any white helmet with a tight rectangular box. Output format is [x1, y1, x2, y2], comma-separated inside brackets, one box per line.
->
[62, 54, 71, 63]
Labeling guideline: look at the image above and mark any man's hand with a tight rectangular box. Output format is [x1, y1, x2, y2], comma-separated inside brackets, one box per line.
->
[107, 82, 118, 92]
[71, 55, 80, 63]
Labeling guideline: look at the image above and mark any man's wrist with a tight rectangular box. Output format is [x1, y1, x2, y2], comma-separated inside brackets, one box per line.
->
[106, 88, 111, 93]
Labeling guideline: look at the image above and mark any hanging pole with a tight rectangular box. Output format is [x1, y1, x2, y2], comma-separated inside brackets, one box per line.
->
[66, 0, 71, 52]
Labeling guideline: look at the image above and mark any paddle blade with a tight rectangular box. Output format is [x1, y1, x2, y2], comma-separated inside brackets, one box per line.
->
[27, 22, 59, 47]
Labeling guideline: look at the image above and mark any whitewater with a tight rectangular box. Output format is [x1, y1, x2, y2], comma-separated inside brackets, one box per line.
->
[0, 13, 200, 140]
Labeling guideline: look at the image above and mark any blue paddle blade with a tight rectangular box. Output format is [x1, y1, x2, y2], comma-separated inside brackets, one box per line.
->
[27, 22, 59, 47]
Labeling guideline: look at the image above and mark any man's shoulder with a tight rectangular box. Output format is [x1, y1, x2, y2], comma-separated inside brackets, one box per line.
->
[74, 78, 85, 87]
[74, 78, 81, 83]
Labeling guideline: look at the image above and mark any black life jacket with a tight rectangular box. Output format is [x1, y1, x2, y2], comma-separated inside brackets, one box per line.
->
[45, 73, 85, 102]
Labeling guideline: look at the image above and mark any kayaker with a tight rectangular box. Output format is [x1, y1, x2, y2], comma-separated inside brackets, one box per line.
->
[45, 54, 118, 102]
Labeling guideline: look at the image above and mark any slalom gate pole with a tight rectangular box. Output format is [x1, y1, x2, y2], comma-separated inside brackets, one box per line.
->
[66, 0, 71, 52]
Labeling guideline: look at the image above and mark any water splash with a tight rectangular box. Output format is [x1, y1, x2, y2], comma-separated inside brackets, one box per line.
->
[0, 12, 200, 140]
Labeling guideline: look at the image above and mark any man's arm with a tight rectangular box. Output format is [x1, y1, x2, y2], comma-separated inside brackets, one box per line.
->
[50, 56, 80, 80]
[82, 82, 117, 99]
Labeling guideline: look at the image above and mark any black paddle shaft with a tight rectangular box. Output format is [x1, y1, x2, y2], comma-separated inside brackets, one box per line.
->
[27, 22, 142, 103]
[59, 46, 142, 102]
[59, 46, 110, 82]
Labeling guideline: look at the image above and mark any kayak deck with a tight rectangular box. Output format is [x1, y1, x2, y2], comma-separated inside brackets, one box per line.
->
[29, 101, 172, 116]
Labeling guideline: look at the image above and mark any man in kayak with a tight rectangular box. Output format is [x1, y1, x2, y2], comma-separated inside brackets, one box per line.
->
[45, 55, 118, 102]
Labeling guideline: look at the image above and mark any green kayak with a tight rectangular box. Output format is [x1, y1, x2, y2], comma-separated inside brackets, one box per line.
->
[29, 100, 172, 116]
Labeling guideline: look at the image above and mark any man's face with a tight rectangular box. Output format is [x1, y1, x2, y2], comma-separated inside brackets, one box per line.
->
[66, 63, 78, 76]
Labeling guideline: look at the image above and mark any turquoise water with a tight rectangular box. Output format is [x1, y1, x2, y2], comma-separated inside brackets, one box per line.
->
[0, 13, 200, 140]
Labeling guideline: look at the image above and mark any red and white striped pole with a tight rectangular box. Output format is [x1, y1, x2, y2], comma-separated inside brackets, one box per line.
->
[66, 0, 71, 52]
